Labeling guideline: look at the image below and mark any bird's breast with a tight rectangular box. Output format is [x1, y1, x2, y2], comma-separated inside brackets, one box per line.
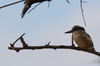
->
[72, 31, 92, 48]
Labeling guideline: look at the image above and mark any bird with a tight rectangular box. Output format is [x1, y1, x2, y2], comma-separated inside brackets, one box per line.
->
[65, 25, 95, 52]
[21, 0, 51, 18]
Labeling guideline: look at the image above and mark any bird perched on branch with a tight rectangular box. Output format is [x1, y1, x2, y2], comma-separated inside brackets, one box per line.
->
[65, 25, 95, 52]
[21, 0, 51, 18]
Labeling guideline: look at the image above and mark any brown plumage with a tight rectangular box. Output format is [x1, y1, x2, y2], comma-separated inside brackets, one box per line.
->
[65, 25, 95, 52]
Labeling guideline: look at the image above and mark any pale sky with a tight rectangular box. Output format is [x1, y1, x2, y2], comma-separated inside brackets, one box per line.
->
[0, 0, 100, 66]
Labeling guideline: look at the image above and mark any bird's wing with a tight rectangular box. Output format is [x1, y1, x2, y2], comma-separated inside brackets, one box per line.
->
[84, 33, 94, 47]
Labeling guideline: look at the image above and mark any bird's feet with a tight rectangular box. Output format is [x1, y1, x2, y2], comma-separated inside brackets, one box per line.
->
[72, 43, 75, 47]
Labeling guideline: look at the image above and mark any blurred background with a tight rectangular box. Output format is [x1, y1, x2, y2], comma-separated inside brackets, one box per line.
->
[0, 0, 100, 66]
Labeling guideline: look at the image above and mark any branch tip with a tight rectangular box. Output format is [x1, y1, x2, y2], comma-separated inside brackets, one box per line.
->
[12, 33, 25, 45]
[45, 41, 51, 46]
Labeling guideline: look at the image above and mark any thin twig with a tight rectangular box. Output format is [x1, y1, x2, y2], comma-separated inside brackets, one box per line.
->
[20, 36, 28, 47]
[45, 41, 51, 46]
[27, 2, 43, 14]
[48, 1, 51, 8]
[11, 33, 25, 47]
[80, 0, 86, 26]
[0, 0, 24, 9]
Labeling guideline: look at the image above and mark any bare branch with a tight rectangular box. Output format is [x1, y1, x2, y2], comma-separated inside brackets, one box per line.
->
[8, 45, 100, 56]
[21, 0, 52, 18]
[8, 34, 100, 56]
[27, 2, 43, 14]
[0, 0, 24, 9]
[80, 0, 86, 26]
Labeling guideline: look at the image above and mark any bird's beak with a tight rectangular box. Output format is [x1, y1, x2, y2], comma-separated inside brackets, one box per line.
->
[65, 30, 73, 34]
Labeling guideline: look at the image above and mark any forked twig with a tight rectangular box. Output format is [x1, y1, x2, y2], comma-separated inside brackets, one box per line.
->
[27, 2, 43, 14]
[10, 33, 25, 47]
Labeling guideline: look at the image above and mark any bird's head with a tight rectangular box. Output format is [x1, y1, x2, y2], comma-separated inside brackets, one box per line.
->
[65, 25, 85, 33]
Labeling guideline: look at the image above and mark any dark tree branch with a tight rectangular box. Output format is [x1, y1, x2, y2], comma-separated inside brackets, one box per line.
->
[27, 2, 43, 14]
[8, 45, 100, 56]
[0, 0, 24, 9]
[0, 0, 69, 9]
[0, 0, 70, 18]
[80, 0, 86, 26]
[8, 34, 100, 57]
[21, 0, 52, 18]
